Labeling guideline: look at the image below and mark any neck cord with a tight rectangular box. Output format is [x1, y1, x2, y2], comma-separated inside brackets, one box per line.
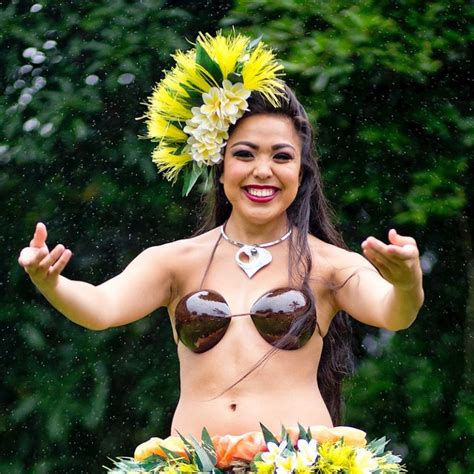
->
[220, 223, 292, 248]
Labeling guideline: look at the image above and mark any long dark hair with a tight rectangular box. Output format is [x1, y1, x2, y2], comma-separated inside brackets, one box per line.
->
[197, 86, 354, 425]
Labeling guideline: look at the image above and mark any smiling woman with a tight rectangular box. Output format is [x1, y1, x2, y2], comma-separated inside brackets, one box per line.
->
[17, 31, 423, 473]
[220, 114, 301, 228]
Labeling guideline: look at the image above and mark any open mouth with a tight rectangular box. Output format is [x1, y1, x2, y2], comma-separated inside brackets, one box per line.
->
[243, 186, 279, 202]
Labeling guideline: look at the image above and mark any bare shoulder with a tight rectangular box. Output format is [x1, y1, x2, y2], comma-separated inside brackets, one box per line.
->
[144, 228, 220, 265]
[306, 234, 374, 284]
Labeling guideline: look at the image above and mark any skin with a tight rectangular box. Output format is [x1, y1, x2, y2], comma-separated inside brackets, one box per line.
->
[18, 114, 424, 438]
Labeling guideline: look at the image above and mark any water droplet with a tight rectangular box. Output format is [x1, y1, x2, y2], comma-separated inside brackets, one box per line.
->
[40, 123, 54, 137]
[117, 73, 135, 85]
[22, 47, 37, 59]
[31, 68, 43, 77]
[23, 118, 40, 132]
[13, 79, 26, 89]
[33, 76, 47, 90]
[43, 40, 57, 50]
[18, 93, 33, 106]
[30, 3, 43, 13]
[32, 52, 46, 64]
[85, 74, 99, 86]
[19, 64, 34, 75]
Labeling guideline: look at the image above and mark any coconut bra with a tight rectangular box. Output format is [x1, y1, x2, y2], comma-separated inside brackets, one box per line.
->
[174, 234, 322, 353]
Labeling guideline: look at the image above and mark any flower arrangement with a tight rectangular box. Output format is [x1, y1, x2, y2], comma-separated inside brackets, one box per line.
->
[104, 424, 405, 473]
[143, 31, 285, 195]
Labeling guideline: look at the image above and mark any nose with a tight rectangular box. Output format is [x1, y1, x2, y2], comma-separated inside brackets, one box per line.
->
[252, 157, 273, 180]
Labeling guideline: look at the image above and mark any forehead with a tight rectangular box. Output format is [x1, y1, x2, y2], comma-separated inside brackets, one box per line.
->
[228, 114, 301, 148]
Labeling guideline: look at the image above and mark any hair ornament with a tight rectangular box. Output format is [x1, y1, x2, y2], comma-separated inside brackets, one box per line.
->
[144, 31, 286, 195]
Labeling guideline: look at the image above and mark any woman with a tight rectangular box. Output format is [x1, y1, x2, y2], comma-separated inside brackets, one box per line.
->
[18, 32, 424, 441]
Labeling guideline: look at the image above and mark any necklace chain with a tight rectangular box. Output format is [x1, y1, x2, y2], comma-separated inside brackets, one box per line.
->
[220, 223, 292, 248]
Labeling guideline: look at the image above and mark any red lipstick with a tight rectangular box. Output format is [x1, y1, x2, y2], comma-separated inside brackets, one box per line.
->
[242, 185, 279, 203]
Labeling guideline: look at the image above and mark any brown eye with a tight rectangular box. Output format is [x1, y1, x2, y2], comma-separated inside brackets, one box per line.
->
[233, 150, 253, 158]
[274, 153, 292, 161]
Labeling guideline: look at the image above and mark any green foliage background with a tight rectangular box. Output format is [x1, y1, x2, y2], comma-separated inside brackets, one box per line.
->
[1, 0, 472, 472]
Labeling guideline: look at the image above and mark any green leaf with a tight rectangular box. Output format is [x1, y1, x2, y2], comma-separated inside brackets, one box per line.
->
[260, 423, 279, 445]
[195, 43, 223, 84]
[227, 72, 242, 83]
[182, 162, 204, 196]
[201, 427, 217, 465]
[248, 35, 263, 51]
[367, 437, 389, 456]
[280, 425, 294, 452]
[188, 434, 216, 472]
[177, 431, 199, 466]
[298, 423, 310, 442]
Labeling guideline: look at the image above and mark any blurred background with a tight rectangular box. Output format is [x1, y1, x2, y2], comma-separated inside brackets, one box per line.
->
[1, 0, 472, 472]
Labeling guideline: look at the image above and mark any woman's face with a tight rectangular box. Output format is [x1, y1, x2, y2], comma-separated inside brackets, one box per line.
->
[220, 113, 302, 225]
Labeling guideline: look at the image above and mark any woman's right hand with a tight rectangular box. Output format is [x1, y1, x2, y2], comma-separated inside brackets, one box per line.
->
[18, 222, 72, 291]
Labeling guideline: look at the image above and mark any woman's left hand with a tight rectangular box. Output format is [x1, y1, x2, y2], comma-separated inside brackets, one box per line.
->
[361, 229, 422, 291]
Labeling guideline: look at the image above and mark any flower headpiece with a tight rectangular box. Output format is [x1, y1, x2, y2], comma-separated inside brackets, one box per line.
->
[144, 31, 286, 195]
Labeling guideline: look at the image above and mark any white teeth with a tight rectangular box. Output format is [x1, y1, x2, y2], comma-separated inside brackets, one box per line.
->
[246, 187, 276, 197]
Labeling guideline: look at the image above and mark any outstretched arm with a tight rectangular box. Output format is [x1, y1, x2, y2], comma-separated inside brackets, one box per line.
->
[333, 229, 424, 331]
[18, 222, 173, 330]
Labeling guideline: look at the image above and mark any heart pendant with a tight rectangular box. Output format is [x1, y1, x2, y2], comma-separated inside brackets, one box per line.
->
[235, 245, 272, 278]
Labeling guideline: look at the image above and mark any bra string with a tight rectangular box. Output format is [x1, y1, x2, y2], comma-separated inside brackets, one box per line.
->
[199, 231, 223, 290]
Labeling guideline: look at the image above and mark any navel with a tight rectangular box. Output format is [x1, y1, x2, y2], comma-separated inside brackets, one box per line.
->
[229, 403, 237, 412]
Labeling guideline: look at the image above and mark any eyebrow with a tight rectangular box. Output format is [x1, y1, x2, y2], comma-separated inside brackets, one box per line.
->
[230, 141, 295, 151]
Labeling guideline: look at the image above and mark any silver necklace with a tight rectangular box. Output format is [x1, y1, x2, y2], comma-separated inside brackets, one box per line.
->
[220, 224, 292, 278]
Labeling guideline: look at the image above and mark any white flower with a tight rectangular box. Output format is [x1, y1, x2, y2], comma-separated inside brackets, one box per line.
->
[296, 439, 318, 466]
[220, 80, 250, 124]
[275, 452, 297, 474]
[353, 447, 379, 473]
[261, 440, 288, 464]
[183, 81, 250, 166]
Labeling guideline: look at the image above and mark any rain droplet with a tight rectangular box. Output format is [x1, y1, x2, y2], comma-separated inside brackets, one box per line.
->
[43, 40, 57, 50]
[22, 47, 37, 59]
[30, 3, 43, 13]
[40, 123, 54, 137]
[19, 64, 34, 75]
[31, 68, 43, 77]
[13, 79, 26, 89]
[23, 118, 40, 132]
[0, 145, 9, 156]
[19, 93, 33, 106]
[33, 76, 47, 90]
[117, 73, 135, 85]
[32, 52, 46, 64]
[85, 75, 99, 86]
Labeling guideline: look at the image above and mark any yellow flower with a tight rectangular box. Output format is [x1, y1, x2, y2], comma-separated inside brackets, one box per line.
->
[315, 442, 354, 473]
[294, 453, 315, 474]
[254, 460, 275, 474]
[241, 42, 285, 107]
[197, 31, 249, 79]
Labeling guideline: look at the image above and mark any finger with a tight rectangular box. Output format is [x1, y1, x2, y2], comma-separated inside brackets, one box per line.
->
[362, 237, 402, 266]
[386, 243, 419, 260]
[388, 229, 417, 247]
[30, 222, 48, 248]
[18, 246, 49, 269]
[49, 249, 72, 275]
[38, 244, 66, 271]
[363, 246, 395, 269]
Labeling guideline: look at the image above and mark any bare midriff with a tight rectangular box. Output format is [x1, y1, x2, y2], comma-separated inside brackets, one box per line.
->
[169, 323, 333, 438]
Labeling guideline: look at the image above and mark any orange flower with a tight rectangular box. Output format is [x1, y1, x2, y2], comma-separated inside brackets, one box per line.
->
[134, 436, 188, 461]
[212, 431, 266, 469]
